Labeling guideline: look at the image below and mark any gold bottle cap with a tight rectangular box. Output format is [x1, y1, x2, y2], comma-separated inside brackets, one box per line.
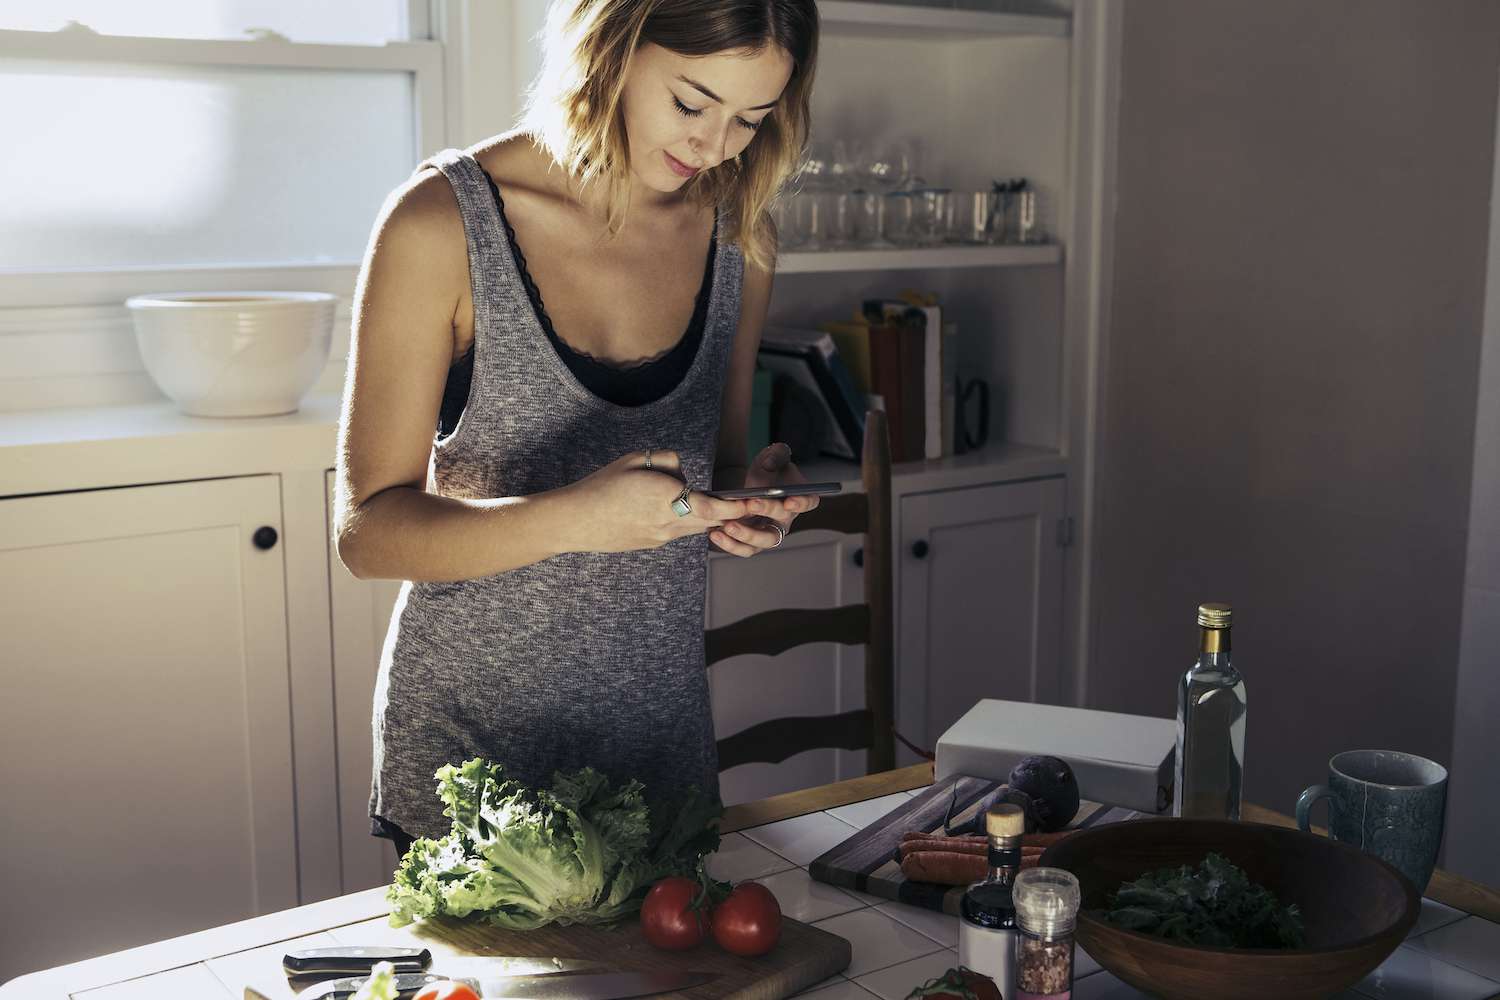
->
[986, 803, 1026, 838]
[1197, 603, 1232, 629]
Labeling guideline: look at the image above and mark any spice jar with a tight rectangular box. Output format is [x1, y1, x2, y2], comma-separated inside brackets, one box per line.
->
[1012, 867, 1081, 1000]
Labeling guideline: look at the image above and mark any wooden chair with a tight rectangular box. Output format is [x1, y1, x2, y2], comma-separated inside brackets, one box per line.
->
[707, 409, 895, 775]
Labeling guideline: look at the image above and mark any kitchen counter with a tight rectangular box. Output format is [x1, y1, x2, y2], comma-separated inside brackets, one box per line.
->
[4, 764, 1498, 1000]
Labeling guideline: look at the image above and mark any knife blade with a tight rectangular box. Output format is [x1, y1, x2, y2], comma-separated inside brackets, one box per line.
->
[283, 946, 433, 975]
[479, 969, 720, 1000]
[296, 969, 719, 1000]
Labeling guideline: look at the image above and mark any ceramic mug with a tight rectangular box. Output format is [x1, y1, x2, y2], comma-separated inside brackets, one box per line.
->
[1297, 749, 1448, 892]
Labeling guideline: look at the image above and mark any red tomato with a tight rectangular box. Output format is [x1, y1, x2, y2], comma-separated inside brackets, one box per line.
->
[413, 982, 481, 1000]
[641, 875, 709, 950]
[711, 881, 782, 957]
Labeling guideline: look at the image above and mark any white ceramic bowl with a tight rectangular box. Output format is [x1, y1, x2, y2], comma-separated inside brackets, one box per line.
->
[124, 291, 336, 417]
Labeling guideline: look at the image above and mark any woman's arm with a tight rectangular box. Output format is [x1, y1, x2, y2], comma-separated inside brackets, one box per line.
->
[334, 171, 745, 582]
[333, 168, 578, 582]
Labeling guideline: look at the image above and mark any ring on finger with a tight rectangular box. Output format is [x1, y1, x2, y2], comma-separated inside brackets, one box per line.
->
[671, 486, 692, 517]
[644, 448, 653, 471]
[768, 521, 786, 548]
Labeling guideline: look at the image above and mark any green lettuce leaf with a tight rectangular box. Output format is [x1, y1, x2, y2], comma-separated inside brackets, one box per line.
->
[386, 758, 720, 930]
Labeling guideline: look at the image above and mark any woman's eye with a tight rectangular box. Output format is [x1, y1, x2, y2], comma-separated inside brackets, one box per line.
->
[673, 95, 761, 132]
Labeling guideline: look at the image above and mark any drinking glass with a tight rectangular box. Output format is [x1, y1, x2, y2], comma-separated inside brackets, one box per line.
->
[859, 141, 913, 248]
[794, 148, 829, 250]
[884, 190, 916, 247]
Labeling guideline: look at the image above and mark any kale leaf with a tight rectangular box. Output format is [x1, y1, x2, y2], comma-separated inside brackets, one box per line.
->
[1097, 853, 1306, 949]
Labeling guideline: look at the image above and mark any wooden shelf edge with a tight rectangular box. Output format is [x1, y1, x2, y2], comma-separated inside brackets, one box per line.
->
[721, 761, 935, 834]
[777, 244, 1062, 275]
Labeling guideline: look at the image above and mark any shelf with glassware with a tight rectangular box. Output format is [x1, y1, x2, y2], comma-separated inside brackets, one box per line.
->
[818, 1, 1070, 41]
[773, 139, 1056, 273]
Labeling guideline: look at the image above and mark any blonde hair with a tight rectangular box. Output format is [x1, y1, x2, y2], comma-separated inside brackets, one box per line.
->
[521, 0, 819, 273]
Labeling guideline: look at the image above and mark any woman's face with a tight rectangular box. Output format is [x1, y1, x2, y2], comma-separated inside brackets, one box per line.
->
[621, 42, 795, 194]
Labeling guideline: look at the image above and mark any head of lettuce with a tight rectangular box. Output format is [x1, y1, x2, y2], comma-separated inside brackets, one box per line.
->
[386, 758, 722, 929]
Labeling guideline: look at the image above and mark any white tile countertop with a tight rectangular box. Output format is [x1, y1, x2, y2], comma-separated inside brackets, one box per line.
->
[714, 791, 1500, 1000]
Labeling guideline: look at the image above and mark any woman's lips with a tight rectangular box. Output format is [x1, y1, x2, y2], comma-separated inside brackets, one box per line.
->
[665, 151, 700, 178]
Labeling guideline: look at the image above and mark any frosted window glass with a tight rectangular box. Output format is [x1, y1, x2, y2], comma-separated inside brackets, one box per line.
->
[0, 61, 415, 269]
[0, 0, 408, 44]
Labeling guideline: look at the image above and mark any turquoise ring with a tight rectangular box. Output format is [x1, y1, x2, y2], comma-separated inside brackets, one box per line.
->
[671, 487, 693, 517]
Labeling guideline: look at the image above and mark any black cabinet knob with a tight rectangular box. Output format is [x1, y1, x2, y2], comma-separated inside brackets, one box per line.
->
[252, 526, 279, 550]
[852, 547, 864, 568]
[912, 539, 930, 559]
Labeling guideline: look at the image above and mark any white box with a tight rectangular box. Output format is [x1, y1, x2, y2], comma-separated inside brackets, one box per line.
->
[935, 700, 1177, 814]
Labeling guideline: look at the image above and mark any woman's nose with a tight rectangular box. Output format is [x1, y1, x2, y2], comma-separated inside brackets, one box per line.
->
[690, 130, 729, 169]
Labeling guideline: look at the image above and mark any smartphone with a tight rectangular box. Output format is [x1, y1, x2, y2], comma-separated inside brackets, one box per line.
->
[705, 482, 843, 500]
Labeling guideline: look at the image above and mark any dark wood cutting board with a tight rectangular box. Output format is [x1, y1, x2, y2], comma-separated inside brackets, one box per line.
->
[267, 909, 850, 1000]
[809, 774, 1144, 916]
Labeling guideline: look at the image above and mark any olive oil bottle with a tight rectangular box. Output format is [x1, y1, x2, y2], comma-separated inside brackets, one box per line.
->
[1173, 603, 1247, 820]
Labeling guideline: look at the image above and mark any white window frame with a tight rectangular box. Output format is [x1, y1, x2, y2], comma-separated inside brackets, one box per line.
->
[0, 9, 446, 309]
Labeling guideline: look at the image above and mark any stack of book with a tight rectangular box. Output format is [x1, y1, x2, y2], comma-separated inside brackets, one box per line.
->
[759, 291, 958, 464]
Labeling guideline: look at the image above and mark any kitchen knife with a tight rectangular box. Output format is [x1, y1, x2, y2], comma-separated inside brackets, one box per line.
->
[296, 968, 720, 1000]
[283, 946, 433, 975]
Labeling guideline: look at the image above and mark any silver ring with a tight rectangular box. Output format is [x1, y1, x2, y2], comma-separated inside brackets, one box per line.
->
[769, 521, 786, 548]
[671, 486, 692, 517]
[644, 448, 653, 470]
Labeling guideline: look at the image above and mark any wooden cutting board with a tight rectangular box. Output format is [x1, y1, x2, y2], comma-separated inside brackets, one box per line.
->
[809, 774, 1144, 916]
[242, 909, 851, 1000]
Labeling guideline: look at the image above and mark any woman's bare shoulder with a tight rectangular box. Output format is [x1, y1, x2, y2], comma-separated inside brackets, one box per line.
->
[470, 130, 573, 203]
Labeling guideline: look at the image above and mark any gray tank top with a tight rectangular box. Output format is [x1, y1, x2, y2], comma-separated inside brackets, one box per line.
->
[369, 147, 741, 839]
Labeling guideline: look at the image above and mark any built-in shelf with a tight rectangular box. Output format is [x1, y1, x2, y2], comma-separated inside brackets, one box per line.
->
[818, 1, 1070, 41]
[776, 243, 1061, 274]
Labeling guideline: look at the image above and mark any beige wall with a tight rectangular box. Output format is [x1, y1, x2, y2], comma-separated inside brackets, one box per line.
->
[1088, 0, 1500, 839]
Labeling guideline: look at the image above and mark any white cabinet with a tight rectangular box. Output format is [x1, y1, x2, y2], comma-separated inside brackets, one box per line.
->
[324, 471, 402, 893]
[895, 477, 1067, 764]
[0, 476, 298, 977]
[706, 530, 867, 806]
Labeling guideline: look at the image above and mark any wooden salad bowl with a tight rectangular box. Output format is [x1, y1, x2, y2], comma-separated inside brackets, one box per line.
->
[1039, 818, 1419, 1000]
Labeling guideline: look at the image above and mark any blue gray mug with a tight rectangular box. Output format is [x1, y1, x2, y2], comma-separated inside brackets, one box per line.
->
[1297, 749, 1448, 893]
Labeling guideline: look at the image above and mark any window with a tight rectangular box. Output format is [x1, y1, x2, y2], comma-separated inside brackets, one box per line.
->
[0, 1, 443, 303]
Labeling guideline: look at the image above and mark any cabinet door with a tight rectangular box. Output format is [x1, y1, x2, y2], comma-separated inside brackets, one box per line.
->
[897, 478, 1066, 763]
[706, 531, 865, 806]
[325, 471, 402, 893]
[0, 476, 298, 980]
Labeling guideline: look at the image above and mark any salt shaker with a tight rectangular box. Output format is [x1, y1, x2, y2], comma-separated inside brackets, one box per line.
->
[1012, 867, 1081, 1000]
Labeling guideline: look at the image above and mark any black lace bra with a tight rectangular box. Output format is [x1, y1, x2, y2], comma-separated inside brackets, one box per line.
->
[437, 170, 717, 437]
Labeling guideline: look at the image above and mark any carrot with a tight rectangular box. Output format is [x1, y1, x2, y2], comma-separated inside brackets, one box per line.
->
[899, 846, 1051, 884]
[900, 851, 987, 885]
[898, 838, 987, 858]
[1022, 830, 1076, 848]
[902, 831, 985, 844]
[894, 840, 1048, 860]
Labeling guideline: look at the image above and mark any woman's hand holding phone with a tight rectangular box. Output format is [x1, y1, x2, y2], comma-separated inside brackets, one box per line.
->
[561, 450, 750, 554]
[709, 443, 819, 558]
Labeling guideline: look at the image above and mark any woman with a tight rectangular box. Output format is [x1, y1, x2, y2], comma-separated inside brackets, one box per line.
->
[333, 0, 821, 856]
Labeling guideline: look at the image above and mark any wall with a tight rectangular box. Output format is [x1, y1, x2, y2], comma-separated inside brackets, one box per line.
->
[1088, 0, 1500, 837]
[1447, 79, 1500, 889]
